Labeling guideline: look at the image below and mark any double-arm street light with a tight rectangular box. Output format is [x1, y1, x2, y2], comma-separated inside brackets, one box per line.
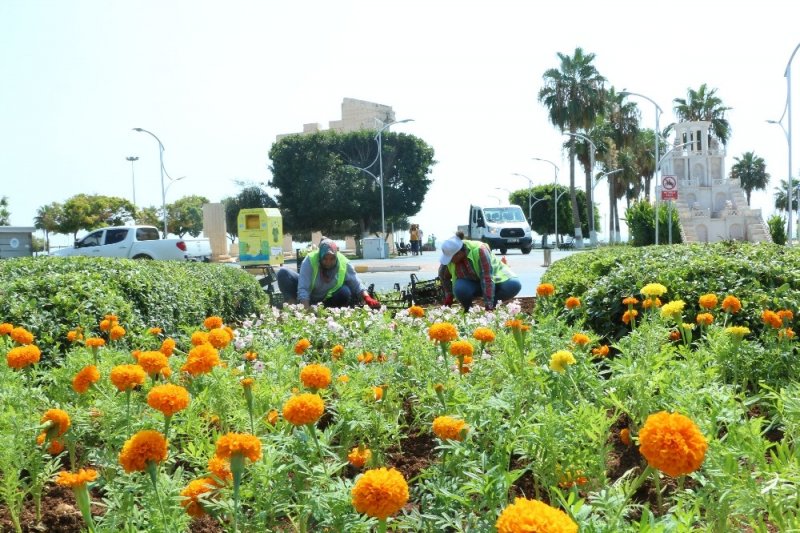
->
[593, 168, 622, 243]
[564, 132, 598, 246]
[132, 127, 171, 237]
[126, 156, 139, 222]
[531, 157, 562, 247]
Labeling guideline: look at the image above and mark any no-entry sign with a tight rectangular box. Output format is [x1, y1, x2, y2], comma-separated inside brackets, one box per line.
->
[661, 175, 678, 200]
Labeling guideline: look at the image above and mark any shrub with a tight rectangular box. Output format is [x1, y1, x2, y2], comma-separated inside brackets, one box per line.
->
[0, 257, 268, 357]
[768, 214, 787, 245]
[625, 200, 682, 246]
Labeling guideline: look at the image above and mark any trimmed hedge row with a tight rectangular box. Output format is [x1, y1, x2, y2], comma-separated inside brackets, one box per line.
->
[539, 242, 800, 341]
[0, 256, 268, 356]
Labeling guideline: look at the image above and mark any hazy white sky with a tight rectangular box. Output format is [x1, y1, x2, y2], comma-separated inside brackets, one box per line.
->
[1, 0, 798, 245]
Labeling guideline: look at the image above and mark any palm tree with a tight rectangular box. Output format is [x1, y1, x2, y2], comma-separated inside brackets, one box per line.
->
[773, 179, 800, 212]
[538, 47, 606, 248]
[34, 203, 63, 253]
[730, 152, 769, 205]
[671, 83, 732, 145]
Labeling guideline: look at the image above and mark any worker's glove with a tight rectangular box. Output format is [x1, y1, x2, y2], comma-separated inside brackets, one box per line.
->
[443, 294, 454, 306]
[364, 295, 381, 309]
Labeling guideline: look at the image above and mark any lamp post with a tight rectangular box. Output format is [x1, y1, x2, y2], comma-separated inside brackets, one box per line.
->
[620, 91, 663, 244]
[132, 128, 169, 237]
[494, 187, 512, 200]
[767, 117, 794, 242]
[375, 119, 414, 259]
[126, 156, 139, 222]
[657, 142, 693, 245]
[564, 132, 598, 246]
[532, 157, 561, 247]
[487, 194, 502, 206]
[512, 173, 534, 222]
[593, 168, 622, 242]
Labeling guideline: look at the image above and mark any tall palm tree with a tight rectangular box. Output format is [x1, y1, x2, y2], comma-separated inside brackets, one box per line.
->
[773, 179, 800, 212]
[34, 202, 63, 253]
[730, 151, 769, 205]
[538, 47, 606, 248]
[671, 83, 732, 146]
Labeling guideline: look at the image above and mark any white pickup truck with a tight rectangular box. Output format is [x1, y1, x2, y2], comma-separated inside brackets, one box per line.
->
[52, 226, 190, 261]
[457, 204, 533, 254]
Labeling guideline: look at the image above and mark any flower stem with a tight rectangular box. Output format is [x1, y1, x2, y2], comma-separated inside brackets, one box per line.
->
[378, 517, 388, 533]
[146, 461, 168, 533]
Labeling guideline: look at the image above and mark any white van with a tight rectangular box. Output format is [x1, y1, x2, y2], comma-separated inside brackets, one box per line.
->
[457, 204, 533, 254]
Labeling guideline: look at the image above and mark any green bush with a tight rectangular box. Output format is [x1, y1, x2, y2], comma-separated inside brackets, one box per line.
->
[540, 242, 800, 341]
[0, 257, 268, 357]
[625, 200, 682, 246]
[768, 214, 787, 245]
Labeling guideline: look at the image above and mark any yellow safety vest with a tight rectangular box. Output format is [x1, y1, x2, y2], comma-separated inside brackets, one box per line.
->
[308, 251, 348, 299]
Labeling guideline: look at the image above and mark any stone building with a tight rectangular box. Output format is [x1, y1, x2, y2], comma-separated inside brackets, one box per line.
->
[276, 98, 395, 140]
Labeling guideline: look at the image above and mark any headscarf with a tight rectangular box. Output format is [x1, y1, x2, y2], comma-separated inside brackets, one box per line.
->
[318, 239, 339, 282]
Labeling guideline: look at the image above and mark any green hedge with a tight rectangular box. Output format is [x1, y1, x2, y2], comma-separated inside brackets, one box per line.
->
[539, 242, 800, 340]
[0, 257, 268, 356]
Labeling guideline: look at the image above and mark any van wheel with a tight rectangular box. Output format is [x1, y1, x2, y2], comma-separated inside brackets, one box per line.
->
[132, 254, 153, 260]
[499, 247, 507, 255]
[521, 246, 532, 255]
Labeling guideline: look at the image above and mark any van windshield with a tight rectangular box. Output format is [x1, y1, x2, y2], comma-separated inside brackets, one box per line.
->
[483, 207, 525, 223]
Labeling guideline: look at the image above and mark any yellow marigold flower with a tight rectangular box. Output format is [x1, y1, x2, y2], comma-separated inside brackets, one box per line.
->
[351, 467, 409, 520]
[55, 468, 97, 489]
[160, 338, 176, 357]
[72, 365, 100, 394]
[348, 446, 372, 468]
[204, 316, 224, 330]
[721, 295, 742, 314]
[565, 296, 581, 309]
[762, 310, 782, 329]
[681, 322, 695, 332]
[428, 322, 458, 343]
[180, 477, 216, 517]
[432, 415, 467, 441]
[282, 393, 325, 426]
[181, 344, 221, 376]
[660, 300, 685, 320]
[66, 330, 82, 343]
[591, 345, 609, 358]
[300, 363, 332, 390]
[6, 345, 41, 369]
[85, 337, 105, 349]
[408, 305, 425, 318]
[373, 386, 384, 401]
[0, 323, 13, 335]
[214, 432, 262, 462]
[536, 283, 555, 297]
[338, 375, 350, 384]
[137, 351, 169, 377]
[726, 326, 750, 338]
[696, 313, 714, 326]
[472, 327, 495, 343]
[148, 327, 162, 336]
[549, 350, 576, 373]
[244, 351, 258, 361]
[266, 409, 279, 425]
[504, 319, 531, 332]
[191, 331, 209, 346]
[10, 327, 34, 345]
[37, 433, 65, 455]
[638, 411, 708, 477]
[642, 297, 662, 309]
[622, 296, 639, 306]
[449, 340, 474, 357]
[331, 345, 344, 359]
[641, 283, 668, 298]
[109, 325, 126, 341]
[207, 327, 232, 349]
[778, 309, 794, 322]
[620, 428, 631, 446]
[496, 497, 578, 533]
[571, 333, 590, 346]
[118, 430, 168, 473]
[147, 383, 190, 417]
[698, 293, 718, 309]
[294, 338, 311, 355]
[109, 364, 147, 392]
[41, 409, 71, 437]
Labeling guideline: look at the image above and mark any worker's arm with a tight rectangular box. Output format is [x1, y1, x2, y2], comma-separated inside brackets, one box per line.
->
[297, 258, 313, 309]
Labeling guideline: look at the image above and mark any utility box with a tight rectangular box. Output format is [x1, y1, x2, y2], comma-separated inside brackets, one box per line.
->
[237, 208, 284, 266]
[362, 237, 388, 259]
[0, 227, 35, 259]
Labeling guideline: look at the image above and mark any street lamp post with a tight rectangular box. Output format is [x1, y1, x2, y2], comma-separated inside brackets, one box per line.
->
[620, 91, 663, 244]
[564, 132, 598, 246]
[375, 119, 414, 259]
[532, 157, 561, 247]
[593, 168, 623, 242]
[126, 156, 139, 222]
[512, 173, 534, 222]
[767, 117, 793, 242]
[657, 142, 693, 245]
[132, 128, 169, 237]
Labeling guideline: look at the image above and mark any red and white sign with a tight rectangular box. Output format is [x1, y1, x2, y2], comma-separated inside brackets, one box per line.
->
[661, 175, 678, 200]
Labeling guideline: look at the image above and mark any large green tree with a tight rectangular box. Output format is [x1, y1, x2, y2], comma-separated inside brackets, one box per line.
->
[222, 186, 278, 242]
[730, 151, 769, 205]
[538, 47, 606, 249]
[56, 194, 135, 239]
[269, 130, 435, 237]
[671, 83, 732, 145]
[509, 184, 588, 245]
[34, 202, 63, 252]
[167, 195, 210, 237]
[773, 179, 800, 213]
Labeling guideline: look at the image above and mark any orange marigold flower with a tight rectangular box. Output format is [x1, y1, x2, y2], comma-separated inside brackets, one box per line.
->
[208, 455, 232, 482]
[428, 322, 458, 343]
[148, 327, 162, 336]
[99, 318, 115, 332]
[109, 364, 147, 392]
[778, 309, 794, 322]
[372, 386, 384, 401]
[109, 325, 126, 341]
[571, 333, 590, 346]
[696, 313, 714, 326]
[622, 309, 638, 324]
[642, 297, 662, 309]
[351, 467, 409, 520]
[622, 296, 639, 306]
[137, 351, 169, 377]
[299, 363, 332, 390]
[37, 433, 65, 455]
[348, 446, 372, 468]
[207, 327, 231, 349]
[191, 331, 209, 346]
[472, 327, 495, 344]
[504, 319, 531, 332]
[118, 430, 168, 473]
[147, 383, 190, 417]
[0, 323, 13, 335]
[721, 295, 742, 314]
[180, 477, 216, 517]
[160, 338, 176, 356]
[669, 330, 682, 341]
[181, 344, 221, 376]
[357, 351, 374, 364]
[338, 375, 350, 384]
[204, 316, 224, 330]
[779, 327, 796, 340]
[449, 340, 474, 357]
[620, 428, 631, 446]
[240, 377, 254, 388]
[565, 296, 581, 309]
[638, 411, 708, 477]
[496, 497, 577, 533]
[762, 310, 783, 329]
[592, 345, 609, 358]
[66, 330, 82, 343]
[266, 409, 279, 425]
[55, 468, 97, 488]
[294, 338, 311, 355]
[41, 409, 71, 437]
[215, 432, 262, 462]
[72, 365, 100, 394]
[432, 415, 468, 441]
[557, 468, 588, 489]
[282, 393, 325, 426]
[10, 326, 34, 345]
[6, 345, 41, 369]
[331, 345, 344, 359]
[536, 283, 555, 297]
[698, 294, 718, 309]
[85, 337, 105, 349]
[244, 351, 258, 361]
[408, 305, 425, 318]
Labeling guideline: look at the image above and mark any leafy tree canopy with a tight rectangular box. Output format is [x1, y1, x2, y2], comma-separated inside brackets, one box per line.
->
[509, 184, 589, 239]
[56, 194, 135, 239]
[222, 186, 278, 242]
[730, 151, 769, 205]
[167, 194, 210, 237]
[0, 196, 9, 226]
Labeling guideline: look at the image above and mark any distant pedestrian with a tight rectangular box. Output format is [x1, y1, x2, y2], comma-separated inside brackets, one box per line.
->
[417, 228, 424, 254]
[409, 224, 420, 256]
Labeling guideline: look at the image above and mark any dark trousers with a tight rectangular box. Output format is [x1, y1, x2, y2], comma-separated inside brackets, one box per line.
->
[276, 268, 352, 307]
[453, 278, 522, 310]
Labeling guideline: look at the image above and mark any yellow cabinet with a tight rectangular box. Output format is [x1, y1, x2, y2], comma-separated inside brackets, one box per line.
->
[237, 208, 284, 266]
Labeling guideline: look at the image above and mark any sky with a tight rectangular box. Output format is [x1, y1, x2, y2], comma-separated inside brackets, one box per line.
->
[2, 0, 798, 248]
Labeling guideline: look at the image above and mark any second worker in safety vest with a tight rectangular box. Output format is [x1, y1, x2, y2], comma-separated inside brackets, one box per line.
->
[438, 234, 521, 311]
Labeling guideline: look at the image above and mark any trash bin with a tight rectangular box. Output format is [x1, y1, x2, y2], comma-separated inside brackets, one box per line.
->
[542, 247, 552, 267]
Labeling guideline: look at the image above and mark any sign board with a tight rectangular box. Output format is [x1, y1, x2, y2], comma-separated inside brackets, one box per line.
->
[661, 175, 678, 200]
